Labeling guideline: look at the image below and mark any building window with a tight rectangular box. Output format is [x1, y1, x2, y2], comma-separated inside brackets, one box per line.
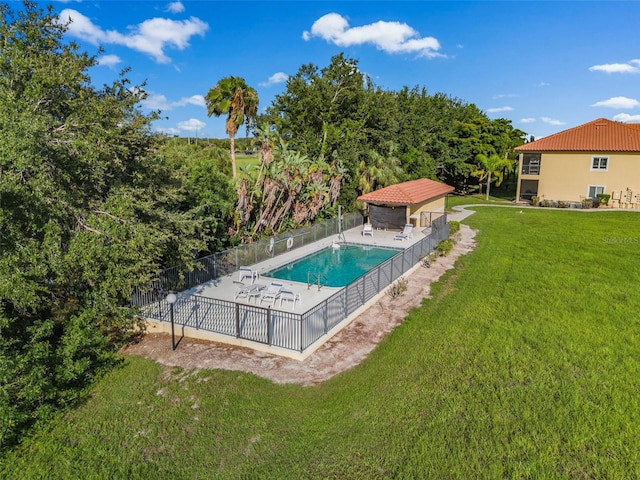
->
[522, 153, 541, 175]
[587, 185, 605, 199]
[591, 156, 608, 170]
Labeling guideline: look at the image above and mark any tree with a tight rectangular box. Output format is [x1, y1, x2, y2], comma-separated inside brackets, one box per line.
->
[205, 76, 258, 179]
[473, 153, 513, 200]
[0, 2, 204, 447]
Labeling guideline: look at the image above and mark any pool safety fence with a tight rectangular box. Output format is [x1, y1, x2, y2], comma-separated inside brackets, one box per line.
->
[131, 211, 364, 307]
[140, 214, 450, 353]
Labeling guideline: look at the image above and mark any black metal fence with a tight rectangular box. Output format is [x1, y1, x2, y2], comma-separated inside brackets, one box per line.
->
[132, 211, 364, 308]
[142, 214, 450, 353]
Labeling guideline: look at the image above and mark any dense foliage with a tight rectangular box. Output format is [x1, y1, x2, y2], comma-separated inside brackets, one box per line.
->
[0, 2, 208, 447]
[261, 54, 526, 209]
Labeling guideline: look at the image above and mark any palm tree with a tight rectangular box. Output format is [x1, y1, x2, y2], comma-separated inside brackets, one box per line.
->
[473, 153, 512, 200]
[205, 76, 258, 179]
[357, 143, 403, 195]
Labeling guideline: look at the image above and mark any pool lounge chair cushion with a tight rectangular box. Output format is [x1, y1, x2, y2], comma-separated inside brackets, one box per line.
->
[362, 223, 374, 237]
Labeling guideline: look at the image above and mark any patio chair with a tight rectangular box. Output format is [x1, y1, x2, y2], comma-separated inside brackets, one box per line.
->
[279, 289, 301, 310]
[238, 266, 259, 284]
[234, 281, 266, 302]
[394, 224, 414, 241]
[233, 281, 251, 300]
[362, 223, 374, 237]
[259, 282, 283, 305]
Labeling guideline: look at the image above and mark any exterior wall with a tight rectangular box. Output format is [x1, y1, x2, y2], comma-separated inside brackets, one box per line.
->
[517, 151, 640, 204]
[407, 195, 447, 226]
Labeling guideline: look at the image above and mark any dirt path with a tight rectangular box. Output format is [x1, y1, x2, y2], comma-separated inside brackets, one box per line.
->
[122, 225, 477, 386]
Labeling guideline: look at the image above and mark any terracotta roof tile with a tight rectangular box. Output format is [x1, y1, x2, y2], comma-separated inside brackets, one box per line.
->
[515, 118, 640, 152]
[357, 178, 454, 205]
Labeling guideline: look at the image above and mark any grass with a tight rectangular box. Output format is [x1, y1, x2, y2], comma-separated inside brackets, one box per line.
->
[3, 208, 640, 478]
[447, 191, 515, 208]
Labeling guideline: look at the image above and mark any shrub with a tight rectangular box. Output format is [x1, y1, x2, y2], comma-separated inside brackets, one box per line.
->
[387, 276, 408, 298]
[597, 193, 610, 206]
[449, 221, 460, 235]
[421, 252, 437, 268]
[557, 201, 570, 208]
[582, 199, 594, 209]
[531, 196, 539, 207]
[436, 239, 455, 256]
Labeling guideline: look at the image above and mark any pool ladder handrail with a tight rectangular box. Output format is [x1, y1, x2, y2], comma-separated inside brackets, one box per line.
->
[307, 271, 328, 291]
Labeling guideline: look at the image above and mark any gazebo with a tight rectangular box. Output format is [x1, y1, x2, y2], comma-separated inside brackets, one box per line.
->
[357, 178, 454, 230]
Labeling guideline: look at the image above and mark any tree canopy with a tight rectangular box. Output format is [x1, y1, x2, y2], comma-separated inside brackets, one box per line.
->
[259, 54, 526, 210]
[0, 2, 205, 447]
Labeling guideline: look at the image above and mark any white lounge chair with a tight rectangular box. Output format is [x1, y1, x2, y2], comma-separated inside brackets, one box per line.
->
[362, 223, 373, 237]
[394, 224, 414, 241]
[279, 289, 301, 310]
[233, 281, 264, 301]
[259, 282, 283, 305]
[238, 266, 259, 284]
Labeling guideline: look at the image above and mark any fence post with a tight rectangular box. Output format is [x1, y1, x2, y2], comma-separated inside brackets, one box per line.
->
[267, 307, 272, 346]
[193, 296, 198, 329]
[235, 303, 240, 338]
[324, 301, 328, 334]
[300, 314, 304, 352]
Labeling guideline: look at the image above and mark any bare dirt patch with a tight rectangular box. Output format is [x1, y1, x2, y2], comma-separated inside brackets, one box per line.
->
[122, 225, 477, 386]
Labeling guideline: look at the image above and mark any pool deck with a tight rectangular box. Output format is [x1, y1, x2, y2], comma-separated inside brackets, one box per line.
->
[184, 223, 434, 312]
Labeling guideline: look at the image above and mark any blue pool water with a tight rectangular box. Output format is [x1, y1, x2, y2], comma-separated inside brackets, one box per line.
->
[263, 244, 400, 287]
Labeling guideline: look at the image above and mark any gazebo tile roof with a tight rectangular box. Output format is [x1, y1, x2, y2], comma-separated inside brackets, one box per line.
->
[357, 178, 454, 205]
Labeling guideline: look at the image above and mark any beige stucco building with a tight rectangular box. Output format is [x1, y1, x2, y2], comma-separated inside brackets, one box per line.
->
[515, 118, 640, 207]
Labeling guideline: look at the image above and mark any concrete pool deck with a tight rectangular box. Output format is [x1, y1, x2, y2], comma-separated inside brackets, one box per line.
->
[183, 222, 436, 313]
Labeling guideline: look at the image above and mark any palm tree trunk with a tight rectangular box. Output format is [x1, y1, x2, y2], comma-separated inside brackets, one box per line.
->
[229, 133, 237, 179]
[486, 172, 491, 201]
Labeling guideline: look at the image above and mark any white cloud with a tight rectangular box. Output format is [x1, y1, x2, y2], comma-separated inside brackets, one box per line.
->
[142, 93, 205, 110]
[177, 118, 205, 132]
[59, 9, 208, 63]
[303, 13, 441, 58]
[541, 117, 566, 126]
[613, 113, 640, 123]
[259, 72, 289, 87]
[590, 96, 640, 109]
[537, 82, 550, 87]
[589, 60, 640, 74]
[493, 93, 518, 99]
[486, 106, 513, 113]
[166, 2, 185, 14]
[156, 126, 181, 136]
[519, 118, 536, 124]
[96, 54, 121, 68]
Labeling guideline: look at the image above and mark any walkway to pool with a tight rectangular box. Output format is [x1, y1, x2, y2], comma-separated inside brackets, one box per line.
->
[144, 220, 449, 360]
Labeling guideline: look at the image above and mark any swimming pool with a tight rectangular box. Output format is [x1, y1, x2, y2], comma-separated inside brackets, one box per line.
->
[263, 244, 401, 287]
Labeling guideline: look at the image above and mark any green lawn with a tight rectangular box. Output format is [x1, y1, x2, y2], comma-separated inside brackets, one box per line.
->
[3, 208, 640, 478]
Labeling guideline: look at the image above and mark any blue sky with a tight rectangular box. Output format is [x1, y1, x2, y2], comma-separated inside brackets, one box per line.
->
[49, 1, 640, 140]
